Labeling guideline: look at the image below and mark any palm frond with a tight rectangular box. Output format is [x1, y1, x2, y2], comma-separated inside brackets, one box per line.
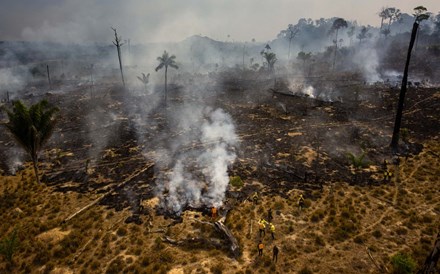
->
[155, 63, 165, 71]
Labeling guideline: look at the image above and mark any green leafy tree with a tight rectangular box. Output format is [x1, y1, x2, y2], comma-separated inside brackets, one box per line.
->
[0, 228, 19, 264]
[155, 51, 178, 103]
[2, 100, 59, 183]
[390, 6, 430, 151]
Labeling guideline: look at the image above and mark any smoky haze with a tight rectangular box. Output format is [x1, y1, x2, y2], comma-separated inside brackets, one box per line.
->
[1, 0, 440, 43]
[0, 0, 439, 216]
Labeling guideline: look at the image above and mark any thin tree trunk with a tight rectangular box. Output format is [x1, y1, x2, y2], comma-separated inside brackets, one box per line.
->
[164, 66, 168, 103]
[380, 18, 384, 35]
[117, 46, 125, 88]
[333, 30, 339, 70]
[390, 21, 419, 151]
[46, 65, 51, 89]
[32, 154, 40, 184]
[288, 38, 292, 60]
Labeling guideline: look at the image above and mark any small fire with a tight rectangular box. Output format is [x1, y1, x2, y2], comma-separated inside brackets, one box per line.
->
[302, 86, 315, 98]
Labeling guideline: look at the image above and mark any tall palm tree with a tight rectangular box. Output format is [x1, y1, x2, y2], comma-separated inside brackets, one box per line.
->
[2, 100, 59, 183]
[390, 6, 429, 151]
[155, 51, 178, 103]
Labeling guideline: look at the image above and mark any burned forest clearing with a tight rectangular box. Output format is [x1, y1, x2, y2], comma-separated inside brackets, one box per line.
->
[1, 4, 440, 273]
[0, 74, 439, 273]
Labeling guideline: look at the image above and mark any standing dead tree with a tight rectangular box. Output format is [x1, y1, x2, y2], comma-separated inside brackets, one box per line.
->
[390, 6, 429, 152]
[287, 24, 299, 60]
[111, 27, 126, 88]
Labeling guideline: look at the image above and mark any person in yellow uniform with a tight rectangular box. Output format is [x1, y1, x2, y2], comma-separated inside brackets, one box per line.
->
[258, 219, 266, 237]
[269, 223, 275, 240]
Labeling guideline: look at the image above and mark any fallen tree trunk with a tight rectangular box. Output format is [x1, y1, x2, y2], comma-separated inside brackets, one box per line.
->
[366, 247, 386, 273]
[62, 163, 154, 224]
[215, 213, 240, 258]
[162, 236, 222, 249]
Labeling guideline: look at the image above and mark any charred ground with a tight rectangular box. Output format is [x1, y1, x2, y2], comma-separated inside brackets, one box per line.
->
[0, 71, 439, 273]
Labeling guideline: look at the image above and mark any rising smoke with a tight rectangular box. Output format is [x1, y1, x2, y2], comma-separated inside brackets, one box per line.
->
[159, 107, 238, 214]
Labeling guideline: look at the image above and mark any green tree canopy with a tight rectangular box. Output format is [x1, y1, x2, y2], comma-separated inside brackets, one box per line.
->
[2, 100, 59, 183]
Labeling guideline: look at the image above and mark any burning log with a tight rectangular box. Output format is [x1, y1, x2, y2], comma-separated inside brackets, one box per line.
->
[62, 163, 154, 224]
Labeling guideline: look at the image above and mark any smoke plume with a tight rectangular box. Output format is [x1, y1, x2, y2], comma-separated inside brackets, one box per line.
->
[160, 107, 238, 214]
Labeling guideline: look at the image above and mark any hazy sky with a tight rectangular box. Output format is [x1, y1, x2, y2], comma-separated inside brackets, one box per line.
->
[0, 0, 439, 43]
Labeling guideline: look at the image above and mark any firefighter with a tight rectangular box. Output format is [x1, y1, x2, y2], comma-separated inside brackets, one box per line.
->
[383, 170, 393, 183]
[211, 206, 217, 219]
[269, 223, 275, 240]
[298, 194, 305, 210]
[258, 240, 264, 256]
[259, 219, 267, 237]
[273, 245, 279, 262]
[267, 208, 273, 222]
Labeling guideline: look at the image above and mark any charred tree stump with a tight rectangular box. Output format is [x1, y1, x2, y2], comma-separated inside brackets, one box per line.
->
[214, 214, 240, 258]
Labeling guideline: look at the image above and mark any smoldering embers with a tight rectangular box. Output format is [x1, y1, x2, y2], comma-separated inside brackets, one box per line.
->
[159, 108, 238, 214]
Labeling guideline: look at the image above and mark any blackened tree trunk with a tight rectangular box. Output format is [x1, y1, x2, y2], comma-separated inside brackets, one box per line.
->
[390, 21, 419, 151]
[112, 28, 125, 88]
[117, 45, 125, 88]
[46, 65, 51, 89]
[164, 66, 168, 103]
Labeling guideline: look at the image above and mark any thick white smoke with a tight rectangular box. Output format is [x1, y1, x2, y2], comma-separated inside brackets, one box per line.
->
[162, 108, 238, 214]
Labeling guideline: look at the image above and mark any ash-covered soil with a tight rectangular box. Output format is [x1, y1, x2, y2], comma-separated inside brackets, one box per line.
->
[0, 75, 439, 273]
